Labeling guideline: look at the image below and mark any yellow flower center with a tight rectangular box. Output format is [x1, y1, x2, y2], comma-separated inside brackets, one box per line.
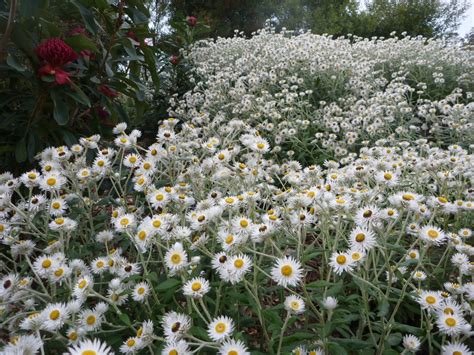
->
[169, 350, 178, 355]
[153, 220, 161, 228]
[46, 178, 56, 186]
[215, 322, 226, 333]
[78, 280, 87, 289]
[225, 197, 234, 204]
[281, 265, 293, 276]
[383, 173, 392, 180]
[234, 259, 244, 268]
[96, 261, 104, 268]
[54, 268, 64, 277]
[86, 315, 96, 325]
[156, 194, 164, 201]
[28, 173, 37, 179]
[425, 296, 436, 304]
[82, 351, 97, 355]
[438, 196, 448, 203]
[191, 282, 202, 291]
[257, 143, 265, 149]
[229, 351, 238, 355]
[49, 310, 60, 320]
[171, 254, 182, 264]
[55, 217, 64, 225]
[444, 307, 454, 315]
[129, 156, 137, 163]
[42, 259, 52, 268]
[138, 231, 147, 240]
[427, 230, 439, 238]
[409, 252, 417, 259]
[97, 160, 105, 167]
[127, 339, 136, 347]
[355, 233, 365, 242]
[143, 163, 151, 169]
[137, 287, 145, 295]
[402, 194, 414, 201]
[445, 317, 456, 327]
[68, 331, 78, 341]
[225, 235, 234, 244]
[52, 202, 61, 209]
[291, 301, 299, 310]
[218, 153, 225, 160]
[336, 255, 347, 265]
[120, 218, 129, 226]
[240, 220, 249, 228]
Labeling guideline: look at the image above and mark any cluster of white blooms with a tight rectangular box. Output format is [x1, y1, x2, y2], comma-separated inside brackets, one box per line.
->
[169, 28, 473, 160]
[1, 27, 474, 354]
[0, 116, 472, 353]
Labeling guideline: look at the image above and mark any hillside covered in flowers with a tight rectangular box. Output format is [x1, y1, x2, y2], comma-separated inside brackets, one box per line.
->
[0, 29, 473, 354]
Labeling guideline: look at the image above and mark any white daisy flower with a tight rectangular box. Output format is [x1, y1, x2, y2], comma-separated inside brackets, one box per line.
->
[40, 302, 70, 331]
[284, 295, 306, 314]
[271, 256, 303, 287]
[132, 282, 151, 302]
[161, 340, 191, 355]
[402, 334, 421, 352]
[208, 316, 234, 342]
[329, 251, 354, 275]
[165, 242, 188, 273]
[162, 311, 191, 341]
[66, 338, 113, 355]
[348, 226, 377, 251]
[182, 277, 211, 299]
[218, 339, 250, 355]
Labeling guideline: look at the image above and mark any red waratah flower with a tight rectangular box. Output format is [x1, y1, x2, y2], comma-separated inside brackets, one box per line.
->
[186, 16, 197, 27]
[99, 85, 119, 98]
[170, 55, 179, 65]
[36, 38, 78, 67]
[37, 64, 71, 85]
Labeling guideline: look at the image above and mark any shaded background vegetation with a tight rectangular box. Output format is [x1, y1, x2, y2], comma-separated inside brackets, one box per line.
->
[0, 0, 471, 172]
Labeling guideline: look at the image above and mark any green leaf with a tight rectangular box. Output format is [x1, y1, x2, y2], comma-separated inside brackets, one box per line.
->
[155, 279, 180, 291]
[15, 137, 27, 162]
[387, 333, 402, 346]
[118, 313, 131, 326]
[18, 0, 48, 17]
[65, 34, 98, 53]
[27, 132, 36, 162]
[377, 298, 390, 317]
[71, 0, 99, 35]
[67, 82, 91, 107]
[6, 55, 26, 72]
[51, 91, 69, 125]
[142, 46, 161, 91]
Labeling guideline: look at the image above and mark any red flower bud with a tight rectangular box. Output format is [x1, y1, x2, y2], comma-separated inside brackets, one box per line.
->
[96, 107, 110, 118]
[170, 55, 179, 65]
[127, 30, 140, 45]
[99, 85, 119, 98]
[68, 27, 88, 37]
[36, 38, 78, 67]
[187, 16, 197, 27]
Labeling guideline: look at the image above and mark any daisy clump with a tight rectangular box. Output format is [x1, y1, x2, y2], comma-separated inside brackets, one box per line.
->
[0, 28, 473, 354]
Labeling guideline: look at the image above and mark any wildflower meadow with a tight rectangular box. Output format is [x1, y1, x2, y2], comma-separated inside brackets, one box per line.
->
[0, 28, 473, 355]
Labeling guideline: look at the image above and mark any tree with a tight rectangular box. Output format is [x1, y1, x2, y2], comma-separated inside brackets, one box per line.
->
[355, 0, 470, 38]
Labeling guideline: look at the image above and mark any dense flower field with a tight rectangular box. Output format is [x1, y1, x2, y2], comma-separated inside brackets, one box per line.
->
[0, 29, 473, 354]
